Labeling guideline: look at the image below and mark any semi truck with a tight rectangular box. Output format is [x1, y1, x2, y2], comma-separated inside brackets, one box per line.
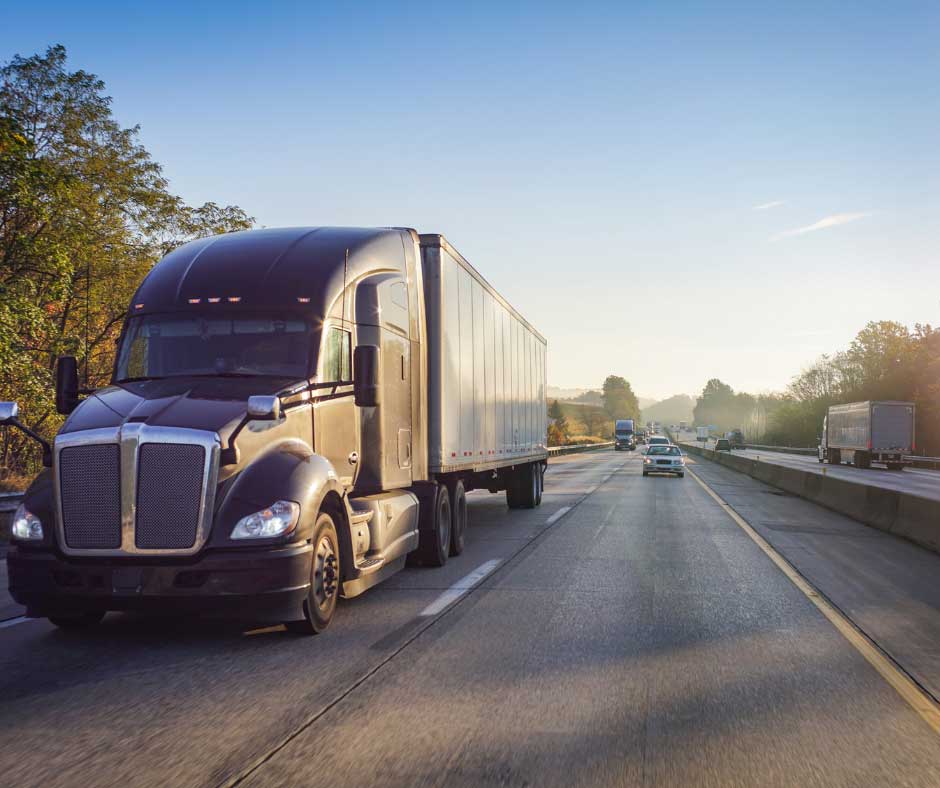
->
[2, 227, 548, 634]
[614, 419, 635, 450]
[817, 401, 915, 470]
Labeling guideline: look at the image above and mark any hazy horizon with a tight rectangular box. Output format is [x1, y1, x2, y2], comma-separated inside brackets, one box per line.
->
[4, 1, 937, 401]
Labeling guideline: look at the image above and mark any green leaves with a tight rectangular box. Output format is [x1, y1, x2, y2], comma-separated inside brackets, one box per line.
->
[0, 45, 253, 480]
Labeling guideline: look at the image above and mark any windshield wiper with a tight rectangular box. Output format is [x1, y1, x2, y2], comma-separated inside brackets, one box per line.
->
[116, 376, 166, 383]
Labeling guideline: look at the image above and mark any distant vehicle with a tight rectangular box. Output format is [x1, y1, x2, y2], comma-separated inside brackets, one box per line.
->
[715, 438, 732, 452]
[636, 434, 646, 445]
[646, 435, 670, 449]
[643, 444, 685, 477]
[1, 228, 548, 634]
[818, 400, 914, 470]
[679, 421, 688, 431]
[696, 426, 708, 442]
[726, 429, 745, 449]
[614, 419, 636, 451]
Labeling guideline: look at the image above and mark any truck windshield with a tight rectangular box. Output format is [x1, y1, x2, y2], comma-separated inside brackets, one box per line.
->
[115, 314, 312, 382]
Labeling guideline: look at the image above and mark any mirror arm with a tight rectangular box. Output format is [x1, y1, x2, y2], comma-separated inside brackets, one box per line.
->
[9, 419, 52, 467]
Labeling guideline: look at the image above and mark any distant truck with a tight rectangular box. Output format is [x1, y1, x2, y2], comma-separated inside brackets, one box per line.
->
[818, 401, 915, 470]
[614, 419, 635, 451]
[2, 227, 548, 634]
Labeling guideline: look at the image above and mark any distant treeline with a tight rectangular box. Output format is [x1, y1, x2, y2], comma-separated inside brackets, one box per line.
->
[693, 321, 940, 454]
[0, 46, 253, 483]
[548, 375, 641, 445]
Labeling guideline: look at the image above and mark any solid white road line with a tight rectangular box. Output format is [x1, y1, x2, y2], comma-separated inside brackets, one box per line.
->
[687, 465, 940, 736]
[419, 559, 502, 617]
[546, 506, 572, 526]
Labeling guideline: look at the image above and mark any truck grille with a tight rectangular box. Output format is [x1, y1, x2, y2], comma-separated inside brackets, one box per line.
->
[55, 427, 217, 555]
[60, 444, 122, 549]
[135, 444, 205, 549]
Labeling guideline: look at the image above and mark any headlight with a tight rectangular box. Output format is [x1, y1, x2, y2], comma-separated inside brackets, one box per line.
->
[644, 458, 652, 464]
[231, 501, 300, 539]
[12, 503, 43, 541]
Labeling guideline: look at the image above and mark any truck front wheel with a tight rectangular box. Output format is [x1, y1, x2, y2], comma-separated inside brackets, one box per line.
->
[286, 512, 340, 635]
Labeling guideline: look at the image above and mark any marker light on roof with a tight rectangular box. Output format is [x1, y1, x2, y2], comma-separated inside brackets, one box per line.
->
[227, 297, 241, 303]
[188, 298, 201, 304]
[134, 303, 144, 310]
[297, 297, 311, 304]
[208, 297, 221, 304]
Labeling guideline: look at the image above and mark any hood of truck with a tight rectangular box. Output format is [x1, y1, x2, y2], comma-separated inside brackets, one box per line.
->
[59, 377, 295, 440]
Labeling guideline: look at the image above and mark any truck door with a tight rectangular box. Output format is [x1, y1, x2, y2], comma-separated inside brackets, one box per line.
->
[315, 325, 359, 488]
[354, 274, 413, 491]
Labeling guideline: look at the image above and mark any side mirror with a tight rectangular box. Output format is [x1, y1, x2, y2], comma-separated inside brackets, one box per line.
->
[247, 395, 281, 421]
[353, 345, 381, 407]
[55, 355, 80, 415]
[0, 401, 18, 425]
[0, 401, 51, 467]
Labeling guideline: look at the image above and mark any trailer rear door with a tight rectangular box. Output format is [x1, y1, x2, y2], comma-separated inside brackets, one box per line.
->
[871, 402, 914, 452]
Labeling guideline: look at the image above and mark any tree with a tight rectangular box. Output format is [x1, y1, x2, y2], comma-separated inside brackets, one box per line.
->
[0, 45, 253, 477]
[547, 399, 569, 445]
[601, 375, 640, 421]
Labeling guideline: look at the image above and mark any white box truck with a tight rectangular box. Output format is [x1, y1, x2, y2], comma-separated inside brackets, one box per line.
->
[817, 400, 915, 470]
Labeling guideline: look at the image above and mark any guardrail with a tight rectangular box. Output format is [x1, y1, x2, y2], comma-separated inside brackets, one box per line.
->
[548, 441, 615, 457]
[0, 492, 23, 514]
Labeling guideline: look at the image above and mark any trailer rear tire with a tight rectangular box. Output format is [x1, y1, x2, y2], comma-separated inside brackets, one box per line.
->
[856, 452, 871, 469]
[507, 463, 539, 509]
[448, 480, 467, 556]
[828, 449, 841, 465]
[416, 483, 451, 566]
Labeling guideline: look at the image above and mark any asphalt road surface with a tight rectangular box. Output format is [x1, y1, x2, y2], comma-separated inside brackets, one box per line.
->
[3, 450, 940, 787]
[680, 432, 940, 502]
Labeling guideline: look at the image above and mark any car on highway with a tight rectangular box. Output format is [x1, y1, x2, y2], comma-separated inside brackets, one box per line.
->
[646, 435, 670, 449]
[715, 438, 732, 452]
[727, 429, 746, 449]
[642, 444, 685, 477]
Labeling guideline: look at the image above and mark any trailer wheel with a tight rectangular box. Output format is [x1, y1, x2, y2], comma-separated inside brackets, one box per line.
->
[828, 449, 841, 465]
[416, 483, 451, 567]
[448, 480, 468, 556]
[856, 452, 871, 469]
[535, 464, 544, 506]
[286, 512, 340, 635]
[508, 463, 539, 509]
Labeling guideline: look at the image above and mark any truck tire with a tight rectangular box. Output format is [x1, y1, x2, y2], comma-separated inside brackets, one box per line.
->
[48, 611, 105, 630]
[507, 463, 539, 509]
[828, 449, 841, 465]
[856, 452, 871, 470]
[535, 464, 544, 506]
[448, 479, 468, 557]
[286, 511, 341, 635]
[416, 483, 451, 566]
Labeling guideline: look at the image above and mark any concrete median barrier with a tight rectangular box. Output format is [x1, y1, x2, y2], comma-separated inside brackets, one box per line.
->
[682, 442, 940, 555]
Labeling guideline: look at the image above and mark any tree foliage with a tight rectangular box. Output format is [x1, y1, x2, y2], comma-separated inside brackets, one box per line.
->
[0, 45, 253, 477]
[698, 321, 940, 453]
[601, 375, 640, 422]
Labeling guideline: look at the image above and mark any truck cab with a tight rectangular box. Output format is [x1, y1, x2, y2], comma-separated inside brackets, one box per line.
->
[4, 228, 434, 633]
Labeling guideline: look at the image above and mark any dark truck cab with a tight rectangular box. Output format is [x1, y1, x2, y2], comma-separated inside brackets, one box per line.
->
[4, 227, 548, 633]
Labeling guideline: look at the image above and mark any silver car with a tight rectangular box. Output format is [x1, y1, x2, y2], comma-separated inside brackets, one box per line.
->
[643, 444, 685, 477]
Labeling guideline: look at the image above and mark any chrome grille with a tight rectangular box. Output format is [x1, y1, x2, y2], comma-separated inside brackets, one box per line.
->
[55, 426, 219, 556]
[135, 443, 205, 549]
[60, 444, 122, 549]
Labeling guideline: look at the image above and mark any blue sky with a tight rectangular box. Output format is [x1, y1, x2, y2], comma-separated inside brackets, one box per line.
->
[4, 1, 938, 399]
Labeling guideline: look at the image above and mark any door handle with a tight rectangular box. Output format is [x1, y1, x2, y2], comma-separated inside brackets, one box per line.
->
[348, 451, 359, 465]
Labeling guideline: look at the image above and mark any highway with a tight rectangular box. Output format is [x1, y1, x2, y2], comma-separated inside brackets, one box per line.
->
[4, 449, 940, 786]
[682, 432, 940, 502]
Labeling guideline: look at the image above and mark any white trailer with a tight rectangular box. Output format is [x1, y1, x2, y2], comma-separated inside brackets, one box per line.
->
[420, 235, 547, 479]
